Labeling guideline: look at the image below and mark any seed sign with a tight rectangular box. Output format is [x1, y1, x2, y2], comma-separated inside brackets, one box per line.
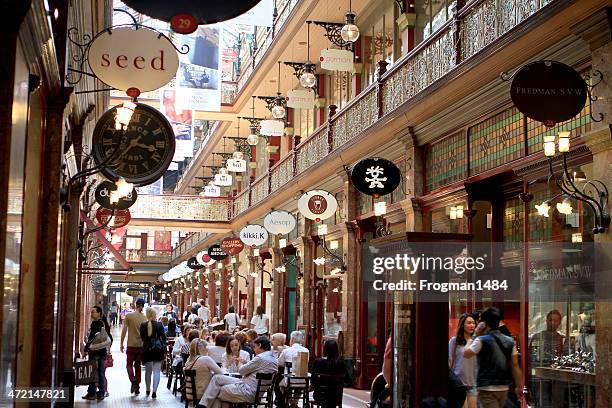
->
[263, 210, 296, 235]
[297, 190, 337, 222]
[239, 224, 269, 247]
[88, 27, 179, 95]
[510, 60, 587, 127]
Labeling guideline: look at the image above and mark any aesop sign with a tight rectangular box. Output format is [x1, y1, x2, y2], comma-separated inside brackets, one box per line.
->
[510, 60, 587, 127]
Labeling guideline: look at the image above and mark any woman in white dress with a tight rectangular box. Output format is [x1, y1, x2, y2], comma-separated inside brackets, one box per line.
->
[222, 336, 251, 373]
[184, 339, 225, 398]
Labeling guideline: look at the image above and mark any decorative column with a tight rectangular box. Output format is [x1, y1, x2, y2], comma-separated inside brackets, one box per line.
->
[220, 261, 229, 317]
[270, 238, 285, 334]
[300, 220, 315, 349]
[247, 255, 256, 322]
[399, 128, 424, 232]
[395, 0, 416, 56]
[33, 88, 73, 387]
[571, 10, 612, 408]
[209, 271, 217, 320]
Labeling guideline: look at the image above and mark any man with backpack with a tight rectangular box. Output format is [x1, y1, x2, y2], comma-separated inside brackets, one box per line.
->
[463, 307, 522, 408]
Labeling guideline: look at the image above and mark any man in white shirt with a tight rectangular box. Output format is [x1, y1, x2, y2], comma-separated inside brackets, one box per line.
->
[198, 336, 277, 408]
[278, 331, 309, 387]
[198, 299, 210, 324]
[224, 306, 240, 331]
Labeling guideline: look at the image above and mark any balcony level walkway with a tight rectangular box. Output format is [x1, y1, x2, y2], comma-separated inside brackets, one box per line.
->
[76, 326, 370, 407]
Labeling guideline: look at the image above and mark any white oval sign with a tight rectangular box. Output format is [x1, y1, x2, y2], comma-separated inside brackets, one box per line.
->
[286, 89, 315, 109]
[214, 173, 233, 186]
[260, 120, 285, 136]
[320, 49, 354, 72]
[204, 184, 221, 197]
[226, 158, 246, 173]
[264, 210, 297, 235]
[298, 190, 338, 221]
[88, 27, 179, 93]
[239, 224, 269, 248]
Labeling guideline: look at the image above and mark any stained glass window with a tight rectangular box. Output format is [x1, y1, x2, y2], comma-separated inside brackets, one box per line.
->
[425, 132, 467, 191]
[469, 107, 524, 175]
[527, 103, 591, 154]
[503, 197, 524, 251]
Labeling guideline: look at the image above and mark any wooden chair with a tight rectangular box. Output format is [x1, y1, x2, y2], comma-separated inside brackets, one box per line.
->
[180, 369, 199, 408]
[284, 375, 310, 408]
[310, 373, 344, 408]
[222, 372, 275, 408]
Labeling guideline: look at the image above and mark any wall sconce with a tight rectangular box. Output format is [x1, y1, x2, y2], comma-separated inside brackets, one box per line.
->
[253, 248, 260, 257]
[317, 224, 328, 236]
[556, 198, 573, 215]
[571, 233, 582, 243]
[329, 240, 339, 250]
[216, 262, 223, 269]
[279, 238, 287, 248]
[230, 257, 237, 264]
[374, 201, 387, 216]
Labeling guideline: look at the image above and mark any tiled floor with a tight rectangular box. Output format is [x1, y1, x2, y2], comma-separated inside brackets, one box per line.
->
[75, 326, 371, 407]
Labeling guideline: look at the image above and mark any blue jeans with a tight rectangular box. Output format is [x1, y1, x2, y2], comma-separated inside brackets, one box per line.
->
[87, 353, 107, 397]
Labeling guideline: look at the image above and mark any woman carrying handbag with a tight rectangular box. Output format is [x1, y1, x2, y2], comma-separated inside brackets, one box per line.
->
[140, 308, 167, 398]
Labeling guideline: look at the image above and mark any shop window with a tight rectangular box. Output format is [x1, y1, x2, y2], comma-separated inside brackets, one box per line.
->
[360, 0, 396, 87]
[323, 278, 343, 337]
[328, 71, 352, 110]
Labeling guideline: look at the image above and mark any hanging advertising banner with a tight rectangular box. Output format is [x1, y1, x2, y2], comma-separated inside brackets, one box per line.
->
[208, 244, 228, 261]
[320, 49, 354, 72]
[221, 237, 245, 255]
[196, 250, 213, 265]
[94, 181, 138, 210]
[225, 0, 273, 27]
[87, 27, 179, 95]
[286, 89, 315, 109]
[96, 207, 131, 228]
[175, 26, 222, 111]
[226, 158, 246, 173]
[260, 119, 285, 136]
[239, 224, 269, 247]
[263, 210, 297, 235]
[187, 256, 204, 269]
[510, 60, 587, 127]
[154, 231, 172, 251]
[204, 183, 221, 197]
[160, 88, 194, 161]
[297, 190, 338, 222]
[351, 157, 401, 198]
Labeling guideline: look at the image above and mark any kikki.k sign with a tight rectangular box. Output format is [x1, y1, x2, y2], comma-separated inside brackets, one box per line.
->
[239, 224, 269, 247]
[88, 27, 179, 95]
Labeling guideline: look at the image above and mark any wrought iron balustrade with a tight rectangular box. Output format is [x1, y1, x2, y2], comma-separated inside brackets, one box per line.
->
[130, 195, 233, 221]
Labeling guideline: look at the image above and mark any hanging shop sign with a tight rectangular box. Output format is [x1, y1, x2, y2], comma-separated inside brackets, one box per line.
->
[126, 288, 141, 297]
[203, 184, 222, 197]
[208, 244, 228, 261]
[122, 0, 263, 25]
[510, 60, 587, 127]
[91, 103, 176, 186]
[263, 210, 297, 235]
[320, 49, 354, 72]
[239, 224, 269, 247]
[95, 207, 131, 228]
[196, 250, 213, 265]
[214, 173, 233, 186]
[94, 181, 138, 210]
[226, 158, 246, 173]
[221, 237, 245, 255]
[286, 89, 315, 109]
[187, 256, 204, 269]
[297, 190, 338, 222]
[88, 27, 179, 95]
[351, 157, 401, 198]
[74, 360, 98, 386]
[260, 120, 285, 137]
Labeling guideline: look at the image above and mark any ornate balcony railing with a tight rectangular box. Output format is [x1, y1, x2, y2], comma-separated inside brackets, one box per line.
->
[171, 231, 215, 260]
[120, 249, 172, 264]
[130, 195, 233, 221]
[295, 128, 328, 174]
[234, 189, 250, 216]
[270, 154, 294, 192]
[250, 175, 270, 206]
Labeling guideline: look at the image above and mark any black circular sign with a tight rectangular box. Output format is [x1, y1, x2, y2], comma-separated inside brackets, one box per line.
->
[351, 157, 401, 198]
[510, 60, 587, 127]
[187, 256, 204, 270]
[122, 0, 262, 24]
[94, 181, 138, 210]
[91, 103, 175, 187]
[208, 244, 228, 261]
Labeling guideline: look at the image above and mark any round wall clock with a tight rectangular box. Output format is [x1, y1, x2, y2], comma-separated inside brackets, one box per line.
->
[91, 103, 175, 186]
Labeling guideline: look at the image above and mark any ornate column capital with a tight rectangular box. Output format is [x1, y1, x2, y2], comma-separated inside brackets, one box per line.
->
[583, 126, 612, 155]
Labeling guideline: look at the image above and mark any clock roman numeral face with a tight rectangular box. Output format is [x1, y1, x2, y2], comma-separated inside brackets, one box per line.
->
[91, 103, 176, 186]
